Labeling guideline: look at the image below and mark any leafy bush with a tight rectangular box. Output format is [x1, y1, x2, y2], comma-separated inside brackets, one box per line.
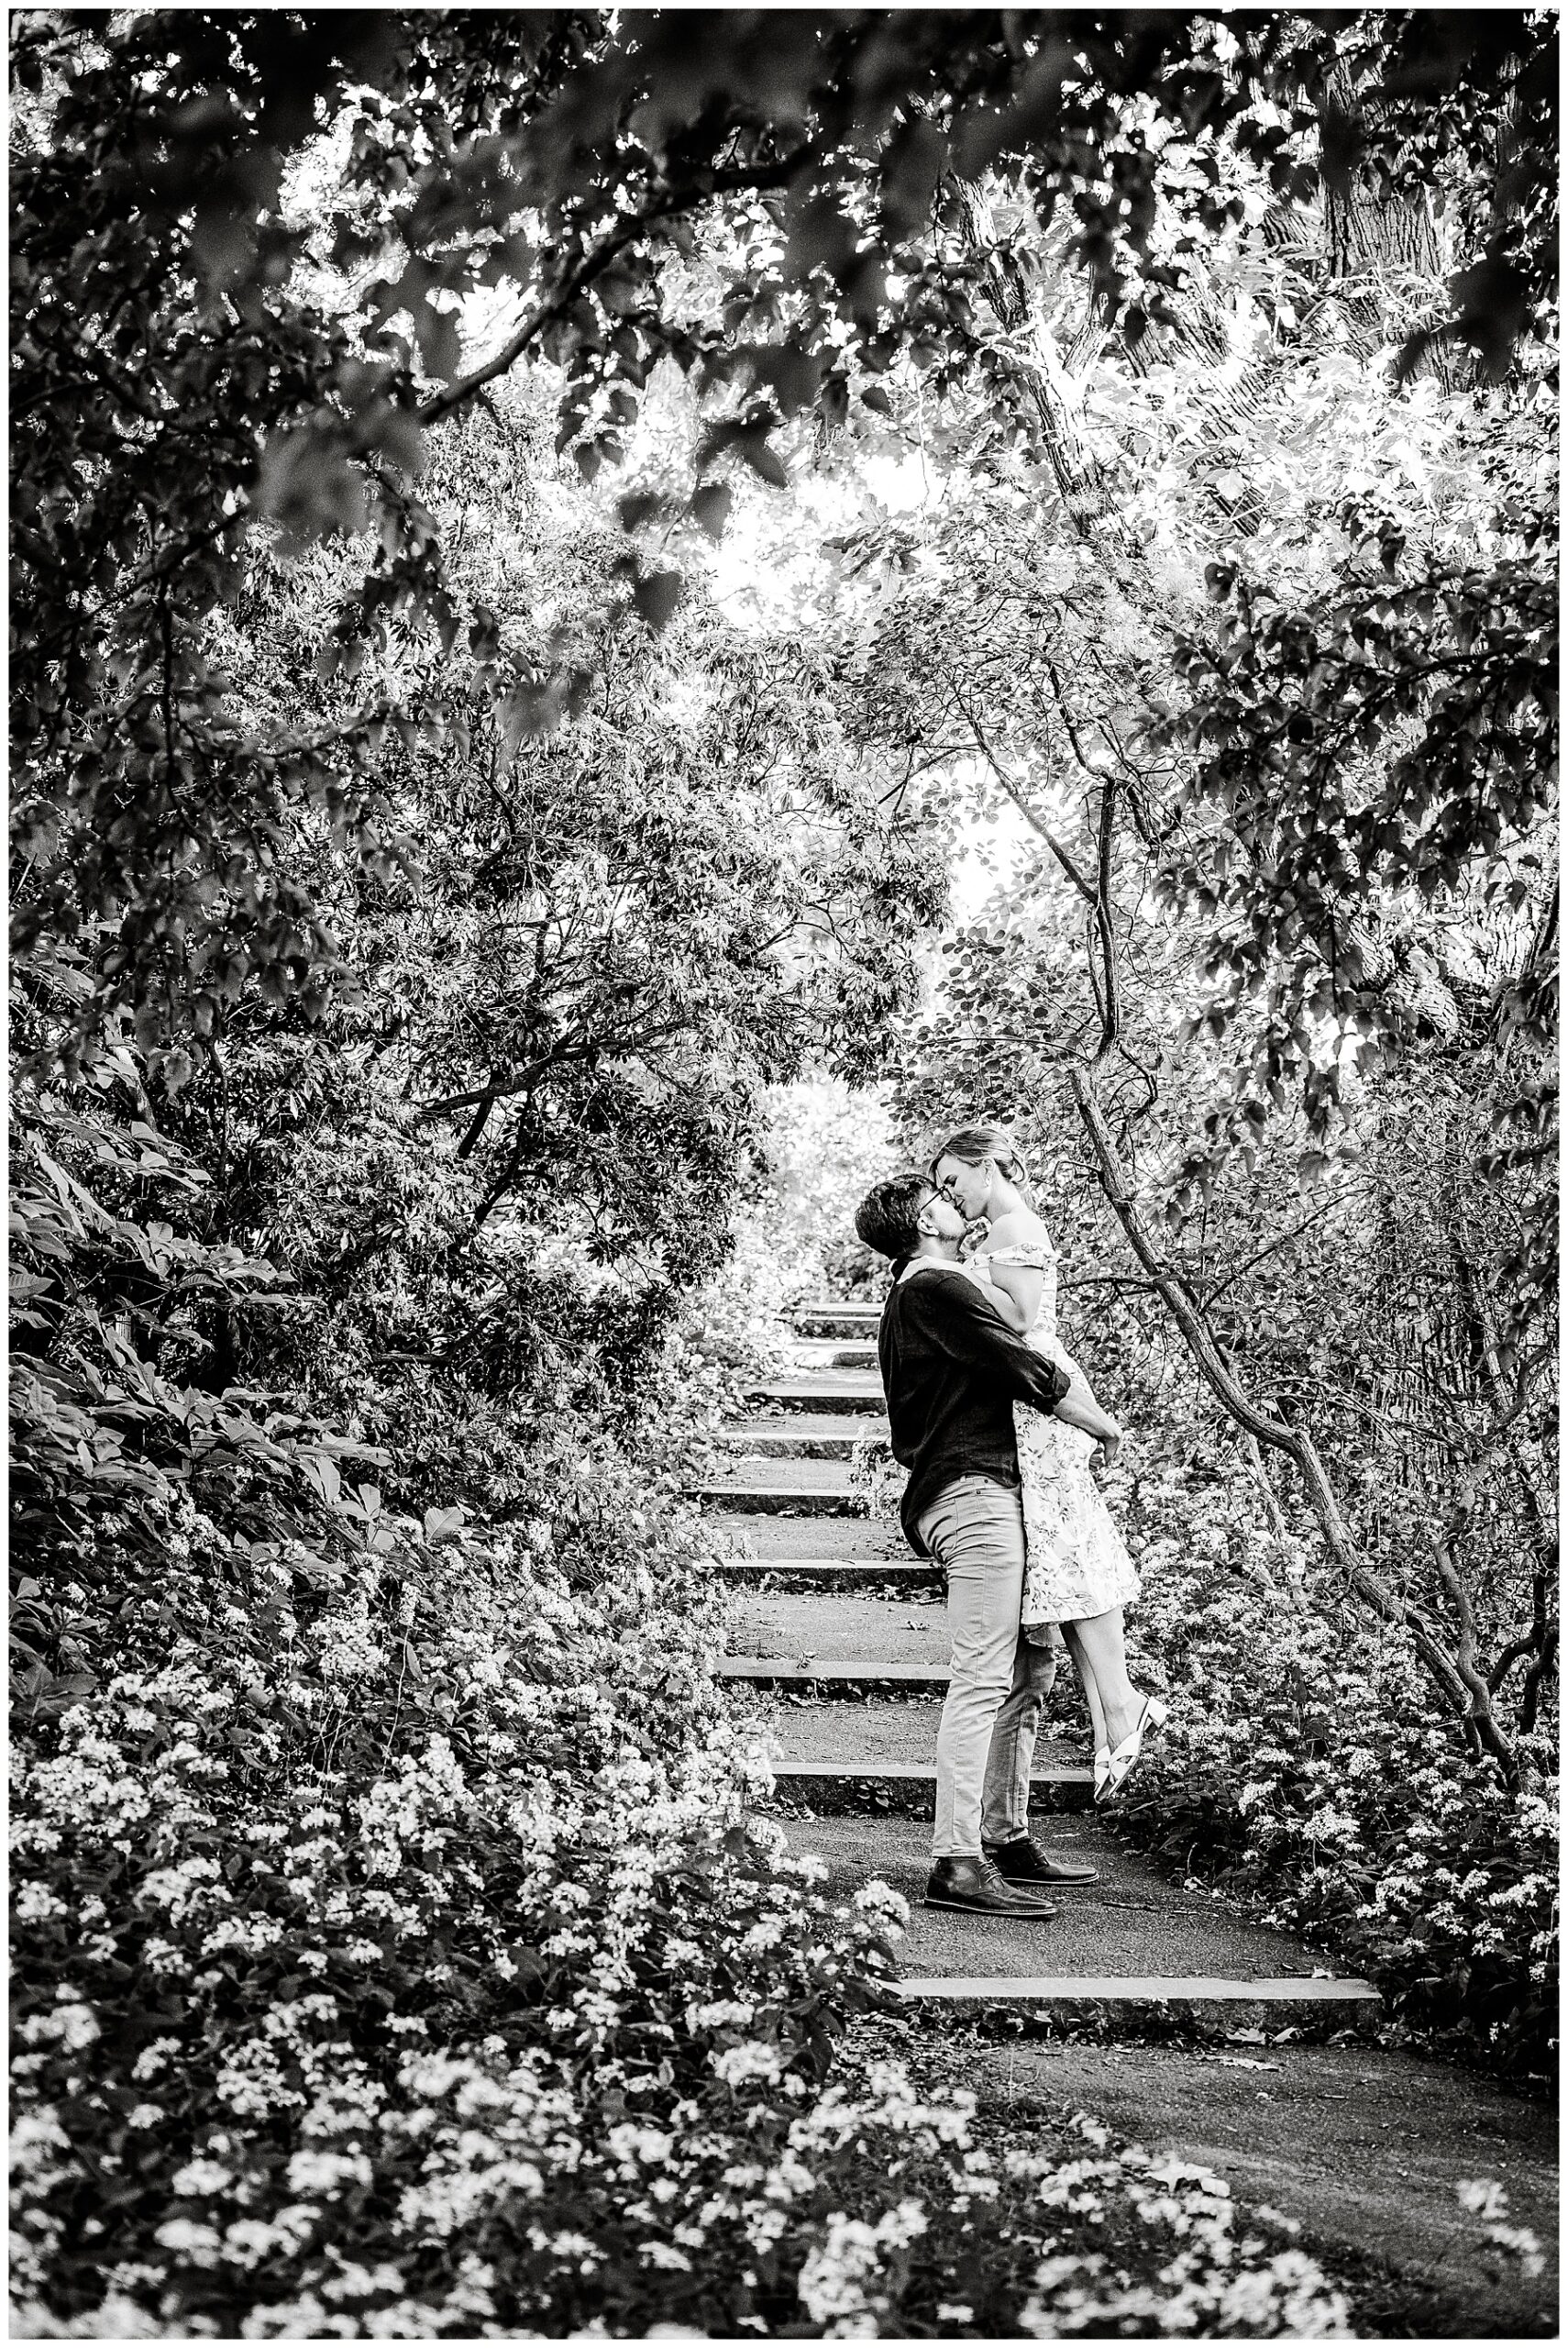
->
[675, 1213, 814, 1381]
[757, 1078, 899, 1302]
[9, 1431, 854, 2331]
[1101, 1434, 1559, 2083]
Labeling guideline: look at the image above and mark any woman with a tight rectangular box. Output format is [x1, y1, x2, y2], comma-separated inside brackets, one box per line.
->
[929, 1122, 1165, 1802]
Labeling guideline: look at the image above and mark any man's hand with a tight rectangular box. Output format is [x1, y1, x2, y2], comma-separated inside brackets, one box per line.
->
[1092, 1424, 1124, 1470]
[1052, 1361, 1119, 1452]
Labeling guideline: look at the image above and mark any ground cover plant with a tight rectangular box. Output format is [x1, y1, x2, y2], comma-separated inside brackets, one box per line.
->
[11, 6, 1556, 2333]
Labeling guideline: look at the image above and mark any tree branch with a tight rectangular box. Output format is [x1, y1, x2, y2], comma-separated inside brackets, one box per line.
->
[1091, 777, 1120, 1058]
[950, 684, 1096, 901]
[1069, 1062, 1517, 1780]
[416, 1048, 576, 1125]
[414, 143, 819, 435]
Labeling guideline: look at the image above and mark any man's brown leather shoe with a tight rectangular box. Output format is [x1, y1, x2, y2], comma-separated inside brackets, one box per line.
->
[923, 1855, 1057, 1918]
[983, 1834, 1099, 1887]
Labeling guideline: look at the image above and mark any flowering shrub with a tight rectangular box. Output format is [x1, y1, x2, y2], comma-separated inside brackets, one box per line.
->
[672, 1214, 814, 1387]
[1008, 2121, 1351, 2339]
[11, 1422, 1361, 2337]
[1099, 1438, 1560, 2082]
[1452, 2177, 1547, 2282]
[751, 2098, 1352, 2341]
[847, 1423, 904, 1523]
[9, 1434, 889, 2335]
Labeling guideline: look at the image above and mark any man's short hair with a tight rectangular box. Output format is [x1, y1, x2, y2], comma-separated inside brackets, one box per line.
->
[855, 1170, 931, 1263]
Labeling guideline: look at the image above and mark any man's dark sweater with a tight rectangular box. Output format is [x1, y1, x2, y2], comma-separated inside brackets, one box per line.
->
[878, 1261, 1072, 1553]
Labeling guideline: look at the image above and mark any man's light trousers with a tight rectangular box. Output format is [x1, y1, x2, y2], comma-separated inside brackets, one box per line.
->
[916, 1473, 1055, 1858]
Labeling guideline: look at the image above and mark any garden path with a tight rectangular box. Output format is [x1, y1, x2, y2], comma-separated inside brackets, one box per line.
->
[694, 1295, 1559, 2337]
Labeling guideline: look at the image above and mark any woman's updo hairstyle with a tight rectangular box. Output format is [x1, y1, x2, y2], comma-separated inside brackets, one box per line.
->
[932, 1122, 1037, 1209]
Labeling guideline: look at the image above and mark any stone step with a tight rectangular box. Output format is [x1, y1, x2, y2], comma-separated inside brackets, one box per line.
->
[703, 1514, 906, 1562]
[714, 1556, 938, 1589]
[721, 1657, 949, 1684]
[741, 1700, 1099, 1803]
[791, 1301, 883, 1339]
[721, 1414, 861, 1459]
[726, 1590, 944, 1666]
[718, 1453, 855, 1490]
[793, 1338, 879, 1372]
[731, 1697, 1092, 1810]
[772, 1760, 1093, 1808]
[790, 1815, 1381, 2014]
[695, 1456, 860, 1515]
[767, 1747, 1078, 1778]
[695, 1483, 862, 1518]
[742, 1697, 964, 1768]
[900, 1973, 1382, 2007]
[746, 1377, 885, 1416]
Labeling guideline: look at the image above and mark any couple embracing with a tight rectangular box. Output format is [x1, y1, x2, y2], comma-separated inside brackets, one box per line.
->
[855, 1123, 1165, 1920]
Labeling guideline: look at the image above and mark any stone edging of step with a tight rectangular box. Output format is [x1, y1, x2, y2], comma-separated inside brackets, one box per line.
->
[897, 1974, 1382, 2005]
[691, 1487, 867, 1515]
[768, 1760, 1090, 1784]
[719, 1658, 951, 1682]
[712, 1559, 935, 1578]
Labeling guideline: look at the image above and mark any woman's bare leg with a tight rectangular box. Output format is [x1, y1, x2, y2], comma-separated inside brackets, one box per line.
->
[1066, 1609, 1146, 1750]
[1059, 1621, 1109, 1753]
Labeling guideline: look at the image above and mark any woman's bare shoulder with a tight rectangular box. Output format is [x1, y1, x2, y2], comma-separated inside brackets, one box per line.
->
[986, 1206, 1054, 1251]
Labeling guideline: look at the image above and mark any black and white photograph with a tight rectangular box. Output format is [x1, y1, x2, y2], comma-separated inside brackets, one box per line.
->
[10, 8, 1559, 2338]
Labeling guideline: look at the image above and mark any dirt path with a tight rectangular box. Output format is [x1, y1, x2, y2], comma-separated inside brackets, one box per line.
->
[965, 2035, 1558, 2338]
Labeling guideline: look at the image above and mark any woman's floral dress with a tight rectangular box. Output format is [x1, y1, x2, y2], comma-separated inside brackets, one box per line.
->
[971, 1234, 1140, 1642]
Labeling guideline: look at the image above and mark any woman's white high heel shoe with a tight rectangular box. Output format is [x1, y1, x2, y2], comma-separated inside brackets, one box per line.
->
[1099, 1699, 1168, 1803]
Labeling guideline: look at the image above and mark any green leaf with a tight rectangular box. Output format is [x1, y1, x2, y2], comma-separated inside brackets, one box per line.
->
[301, 1453, 341, 1509]
[632, 570, 684, 629]
[690, 482, 732, 541]
[739, 437, 788, 491]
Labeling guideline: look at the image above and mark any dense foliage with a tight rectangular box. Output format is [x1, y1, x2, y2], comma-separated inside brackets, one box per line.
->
[1099, 1339, 1555, 2077]
[10, 6, 1557, 2331]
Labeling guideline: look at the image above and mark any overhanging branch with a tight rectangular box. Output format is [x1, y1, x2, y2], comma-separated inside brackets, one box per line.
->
[414, 143, 820, 436]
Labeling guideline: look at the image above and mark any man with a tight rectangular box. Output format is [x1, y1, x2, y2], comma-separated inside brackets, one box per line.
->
[854, 1169, 1110, 1918]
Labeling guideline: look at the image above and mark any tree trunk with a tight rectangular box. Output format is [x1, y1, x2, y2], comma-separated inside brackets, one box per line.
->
[1448, 1184, 1559, 1733]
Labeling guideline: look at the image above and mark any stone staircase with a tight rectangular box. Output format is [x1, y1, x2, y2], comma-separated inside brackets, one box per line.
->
[701, 1294, 1383, 2024]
